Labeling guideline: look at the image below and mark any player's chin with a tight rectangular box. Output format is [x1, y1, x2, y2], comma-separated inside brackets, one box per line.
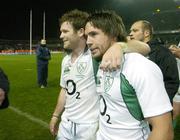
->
[63, 45, 72, 50]
[91, 50, 98, 57]
[92, 53, 102, 61]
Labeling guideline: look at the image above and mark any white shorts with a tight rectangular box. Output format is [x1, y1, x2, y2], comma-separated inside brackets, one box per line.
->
[56, 118, 98, 140]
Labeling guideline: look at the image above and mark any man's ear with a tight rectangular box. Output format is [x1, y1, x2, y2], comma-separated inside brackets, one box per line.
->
[144, 30, 150, 38]
[77, 28, 85, 37]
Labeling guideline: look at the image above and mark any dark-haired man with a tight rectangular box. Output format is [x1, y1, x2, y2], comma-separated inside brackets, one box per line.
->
[85, 10, 173, 140]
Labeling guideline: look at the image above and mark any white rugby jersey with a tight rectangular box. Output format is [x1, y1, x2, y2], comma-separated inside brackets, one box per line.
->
[96, 53, 172, 140]
[60, 49, 99, 123]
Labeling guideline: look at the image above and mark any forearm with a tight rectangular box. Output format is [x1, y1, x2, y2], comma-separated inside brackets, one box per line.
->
[49, 88, 66, 136]
[52, 88, 66, 117]
[100, 41, 150, 71]
[148, 127, 174, 140]
[125, 40, 150, 56]
[147, 112, 174, 140]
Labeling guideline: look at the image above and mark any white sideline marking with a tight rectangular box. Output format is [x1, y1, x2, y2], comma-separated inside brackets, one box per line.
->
[9, 106, 49, 129]
[24, 68, 32, 71]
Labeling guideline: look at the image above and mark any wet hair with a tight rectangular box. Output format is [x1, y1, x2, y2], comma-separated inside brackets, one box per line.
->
[59, 9, 89, 32]
[86, 10, 127, 42]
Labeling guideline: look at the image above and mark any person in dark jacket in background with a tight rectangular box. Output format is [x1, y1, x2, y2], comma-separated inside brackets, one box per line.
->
[36, 39, 51, 88]
[169, 44, 180, 59]
[169, 44, 180, 128]
[0, 67, 10, 109]
[129, 20, 179, 104]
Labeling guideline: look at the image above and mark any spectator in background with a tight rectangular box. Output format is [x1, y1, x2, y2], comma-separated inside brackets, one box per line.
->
[169, 44, 180, 59]
[36, 39, 51, 88]
[169, 44, 180, 128]
[0, 67, 10, 109]
[129, 20, 179, 104]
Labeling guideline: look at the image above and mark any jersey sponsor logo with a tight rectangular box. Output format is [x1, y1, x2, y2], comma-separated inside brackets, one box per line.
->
[104, 75, 114, 93]
[66, 79, 81, 99]
[77, 62, 87, 74]
[66, 80, 76, 95]
[100, 95, 112, 124]
[64, 66, 70, 74]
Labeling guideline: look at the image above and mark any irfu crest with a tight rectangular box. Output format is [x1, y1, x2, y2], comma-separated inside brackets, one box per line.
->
[77, 62, 87, 74]
[104, 75, 114, 92]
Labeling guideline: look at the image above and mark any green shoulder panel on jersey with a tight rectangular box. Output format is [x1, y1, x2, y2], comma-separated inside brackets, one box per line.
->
[92, 59, 144, 121]
[120, 73, 144, 121]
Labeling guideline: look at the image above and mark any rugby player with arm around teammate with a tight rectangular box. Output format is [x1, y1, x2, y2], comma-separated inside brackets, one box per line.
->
[49, 9, 151, 140]
[85, 10, 173, 140]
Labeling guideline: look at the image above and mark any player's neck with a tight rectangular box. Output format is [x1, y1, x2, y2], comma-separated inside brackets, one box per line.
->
[71, 41, 86, 63]
[71, 48, 84, 63]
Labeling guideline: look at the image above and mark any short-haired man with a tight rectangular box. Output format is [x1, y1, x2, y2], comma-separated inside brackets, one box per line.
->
[129, 20, 179, 103]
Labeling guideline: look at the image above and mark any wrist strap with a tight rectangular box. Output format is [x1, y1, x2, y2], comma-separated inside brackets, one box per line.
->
[52, 114, 59, 119]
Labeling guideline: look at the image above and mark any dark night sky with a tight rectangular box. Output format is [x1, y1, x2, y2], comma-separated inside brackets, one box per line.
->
[0, 0, 179, 40]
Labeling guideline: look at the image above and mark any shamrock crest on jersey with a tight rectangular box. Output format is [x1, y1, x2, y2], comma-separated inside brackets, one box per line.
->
[104, 75, 114, 93]
[77, 62, 87, 74]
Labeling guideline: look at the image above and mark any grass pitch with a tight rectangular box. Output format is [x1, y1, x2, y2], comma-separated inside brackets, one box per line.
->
[0, 53, 63, 140]
[0, 53, 179, 140]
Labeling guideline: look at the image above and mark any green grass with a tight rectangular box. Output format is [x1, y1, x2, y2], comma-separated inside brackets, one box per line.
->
[0, 53, 64, 140]
[0, 53, 180, 140]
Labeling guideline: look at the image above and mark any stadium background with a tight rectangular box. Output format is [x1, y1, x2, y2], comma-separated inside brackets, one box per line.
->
[0, 0, 180, 139]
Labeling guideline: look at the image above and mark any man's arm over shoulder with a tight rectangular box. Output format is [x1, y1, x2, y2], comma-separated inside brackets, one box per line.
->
[125, 40, 151, 56]
[100, 40, 150, 71]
